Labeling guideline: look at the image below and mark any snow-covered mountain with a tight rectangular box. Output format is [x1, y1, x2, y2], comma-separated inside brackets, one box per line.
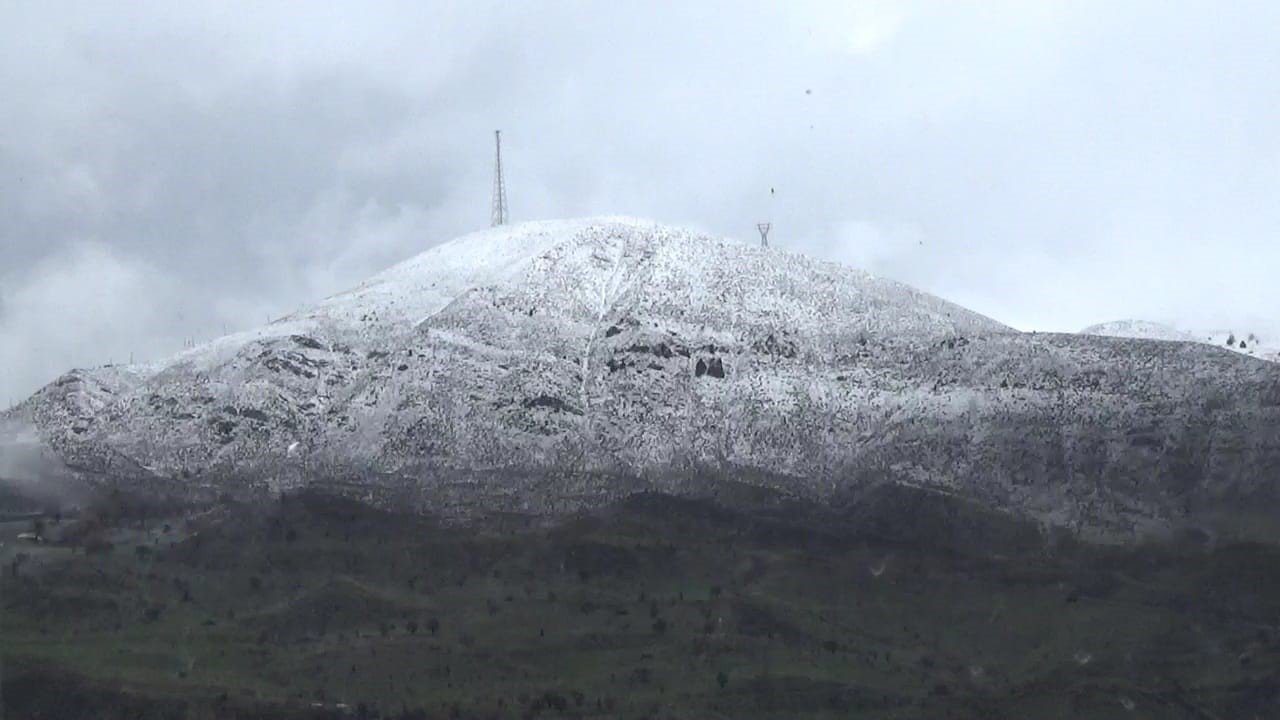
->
[5, 218, 1280, 542]
[1082, 320, 1279, 363]
[1079, 320, 1198, 344]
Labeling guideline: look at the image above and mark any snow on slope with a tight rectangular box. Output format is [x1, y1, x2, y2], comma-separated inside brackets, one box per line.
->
[7, 219, 1280, 542]
[303, 218, 618, 331]
[8, 217, 1007, 460]
[142, 219, 617, 375]
[126, 216, 1006, 378]
[1193, 329, 1280, 363]
[1081, 320, 1279, 363]
[1080, 320, 1197, 343]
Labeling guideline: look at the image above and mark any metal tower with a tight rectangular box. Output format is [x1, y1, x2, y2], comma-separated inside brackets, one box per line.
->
[490, 130, 508, 227]
[757, 222, 771, 247]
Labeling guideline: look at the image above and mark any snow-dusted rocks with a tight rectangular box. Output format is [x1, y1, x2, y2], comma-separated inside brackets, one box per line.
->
[5, 219, 1280, 542]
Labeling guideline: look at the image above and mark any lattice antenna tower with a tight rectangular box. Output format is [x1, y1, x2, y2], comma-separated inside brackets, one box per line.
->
[491, 130, 509, 227]
[757, 222, 771, 247]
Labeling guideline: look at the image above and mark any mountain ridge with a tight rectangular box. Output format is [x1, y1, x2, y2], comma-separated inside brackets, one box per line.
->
[5, 219, 1279, 543]
[1082, 319, 1279, 363]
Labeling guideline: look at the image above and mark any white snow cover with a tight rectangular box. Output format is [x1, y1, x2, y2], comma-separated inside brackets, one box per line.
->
[1079, 320, 1198, 343]
[139, 219, 615, 375]
[1081, 320, 1278, 363]
[120, 216, 1007, 379]
[5, 218, 1280, 542]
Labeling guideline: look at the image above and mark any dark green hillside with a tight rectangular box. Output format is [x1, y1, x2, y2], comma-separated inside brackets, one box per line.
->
[2, 485, 1278, 719]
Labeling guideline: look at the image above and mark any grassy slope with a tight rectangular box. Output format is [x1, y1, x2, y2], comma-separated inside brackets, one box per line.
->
[2, 486, 1280, 719]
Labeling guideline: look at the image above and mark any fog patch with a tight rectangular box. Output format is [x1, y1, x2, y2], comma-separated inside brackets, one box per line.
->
[0, 417, 85, 512]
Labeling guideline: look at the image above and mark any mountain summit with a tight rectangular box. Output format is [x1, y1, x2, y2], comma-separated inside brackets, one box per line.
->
[6, 219, 1280, 541]
[1080, 320, 1199, 344]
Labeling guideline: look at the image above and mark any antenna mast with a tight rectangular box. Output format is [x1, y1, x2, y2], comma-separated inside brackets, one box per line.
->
[756, 222, 771, 247]
[491, 130, 509, 227]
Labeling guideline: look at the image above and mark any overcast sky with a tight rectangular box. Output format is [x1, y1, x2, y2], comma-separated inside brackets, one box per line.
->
[2, 0, 1277, 404]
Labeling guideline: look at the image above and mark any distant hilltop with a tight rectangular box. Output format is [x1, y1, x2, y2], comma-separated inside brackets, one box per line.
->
[1081, 320, 1278, 363]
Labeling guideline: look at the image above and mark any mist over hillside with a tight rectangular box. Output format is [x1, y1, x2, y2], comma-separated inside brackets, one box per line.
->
[0, 416, 87, 512]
